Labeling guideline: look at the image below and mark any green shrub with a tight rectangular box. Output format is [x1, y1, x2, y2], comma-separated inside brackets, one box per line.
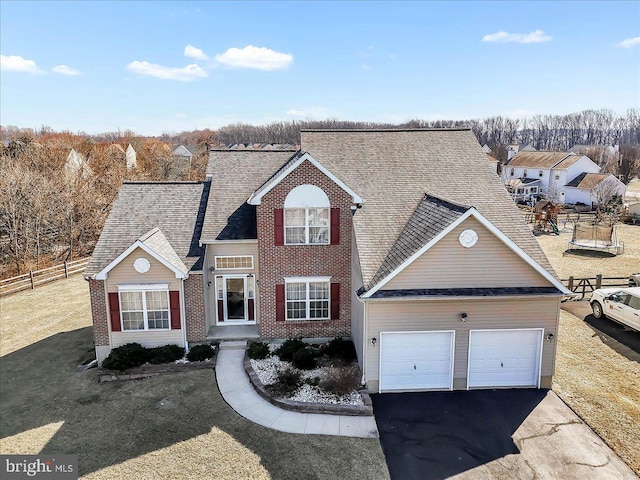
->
[101, 343, 150, 371]
[187, 344, 215, 362]
[323, 337, 357, 363]
[148, 344, 185, 364]
[292, 347, 316, 370]
[248, 341, 270, 360]
[320, 365, 362, 396]
[304, 376, 320, 387]
[268, 368, 302, 397]
[276, 338, 306, 361]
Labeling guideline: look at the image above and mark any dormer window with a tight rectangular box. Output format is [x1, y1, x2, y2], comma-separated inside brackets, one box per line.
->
[283, 185, 330, 245]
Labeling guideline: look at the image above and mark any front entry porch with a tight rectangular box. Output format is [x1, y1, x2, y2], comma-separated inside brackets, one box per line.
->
[207, 324, 260, 342]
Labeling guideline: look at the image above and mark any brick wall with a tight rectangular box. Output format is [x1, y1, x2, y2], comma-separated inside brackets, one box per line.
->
[184, 273, 207, 343]
[256, 160, 352, 339]
[89, 279, 109, 346]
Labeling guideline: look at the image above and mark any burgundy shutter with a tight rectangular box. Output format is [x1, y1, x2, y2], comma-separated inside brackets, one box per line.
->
[274, 208, 284, 246]
[108, 292, 121, 332]
[276, 284, 285, 321]
[330, 208, 340, 245]
[331, 283, 340, 320]
[169, 291, 181, 329]
[248, 299, 255, 321]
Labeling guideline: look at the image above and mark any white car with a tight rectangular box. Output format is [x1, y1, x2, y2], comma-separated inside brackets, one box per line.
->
[590, 287, 640, 332]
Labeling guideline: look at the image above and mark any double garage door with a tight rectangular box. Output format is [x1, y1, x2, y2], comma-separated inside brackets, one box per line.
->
[379, 329, 543, 391]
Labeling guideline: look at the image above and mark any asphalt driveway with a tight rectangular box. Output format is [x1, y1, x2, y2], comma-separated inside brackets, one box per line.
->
[372, 389, 636, 480]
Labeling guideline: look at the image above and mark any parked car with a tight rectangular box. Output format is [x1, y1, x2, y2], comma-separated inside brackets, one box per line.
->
[629, 273, 640, 287]
[590, 287, 640, 332]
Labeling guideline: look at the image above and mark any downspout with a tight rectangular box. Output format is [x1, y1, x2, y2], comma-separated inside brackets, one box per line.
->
[181, 276, 189, 353]
[361, 297, 368, 386]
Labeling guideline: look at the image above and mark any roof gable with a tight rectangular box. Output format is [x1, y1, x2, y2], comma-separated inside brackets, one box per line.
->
[361, 207, 570, 298]
[247, 152, 363, 205]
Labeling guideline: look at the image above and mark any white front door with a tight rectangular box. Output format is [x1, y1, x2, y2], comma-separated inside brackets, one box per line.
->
[215, 275, 255, 324]
[468, 329, 543, 388]
[379, 331, 454, 392]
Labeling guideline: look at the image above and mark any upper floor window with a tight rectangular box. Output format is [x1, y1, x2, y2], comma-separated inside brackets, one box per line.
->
[539, 170, 544, 177]
[523, 169, 528, 177]
[284, 185, 330, 245]
[510, 168, 514, 176]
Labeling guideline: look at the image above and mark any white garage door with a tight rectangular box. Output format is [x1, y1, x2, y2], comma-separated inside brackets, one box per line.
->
[468, 329, 543, 388]
[380, 331, 454, 391]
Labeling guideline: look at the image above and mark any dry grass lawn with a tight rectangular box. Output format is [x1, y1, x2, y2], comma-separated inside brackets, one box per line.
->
[535, 224, 640, 474]
[0, 276, 389, 480]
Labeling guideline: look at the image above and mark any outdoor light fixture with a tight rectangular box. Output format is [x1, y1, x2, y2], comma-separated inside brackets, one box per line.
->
[371, 337, 377, 346]
[546, 333, 555, 341]
[459, 312, 468, 322]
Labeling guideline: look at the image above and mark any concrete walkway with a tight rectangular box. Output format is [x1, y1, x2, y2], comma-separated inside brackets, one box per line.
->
[215, 343, 379, 438]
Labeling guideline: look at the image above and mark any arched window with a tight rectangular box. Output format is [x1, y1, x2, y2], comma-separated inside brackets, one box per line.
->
[283, 185, 330, 244]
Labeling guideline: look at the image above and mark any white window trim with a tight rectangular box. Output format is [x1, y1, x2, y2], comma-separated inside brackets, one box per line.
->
[284, 277, 331, 321]
[214, 255, 254, 270]
[118, 287, 171, 332]
[284, 207, 330, 245]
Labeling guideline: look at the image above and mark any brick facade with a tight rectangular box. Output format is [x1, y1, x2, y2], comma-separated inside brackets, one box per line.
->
[89, 279, 109, 346]
[256, 160, 353, 339]
[184, 273, 207, 343]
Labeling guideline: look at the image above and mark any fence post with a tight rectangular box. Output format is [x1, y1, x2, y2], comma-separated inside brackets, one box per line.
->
[64, 261, 68, 278]
[30, 270, 34, 289]
[568, 276, 574, 291]
[595, 274, 602, 290]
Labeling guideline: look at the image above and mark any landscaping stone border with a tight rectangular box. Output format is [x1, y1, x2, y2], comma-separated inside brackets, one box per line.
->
[98, 358, 216, 382]
[243, 351, 373, 416]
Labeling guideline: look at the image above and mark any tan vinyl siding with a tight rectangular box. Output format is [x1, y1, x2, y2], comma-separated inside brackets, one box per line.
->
[365, 297, 560, 387]
[111, 330, 185, 349]
[106, 247, 181, 292]
[385, 217, 552, 290]
[207, 242, 259, 273]
[351, 235, 365, 369]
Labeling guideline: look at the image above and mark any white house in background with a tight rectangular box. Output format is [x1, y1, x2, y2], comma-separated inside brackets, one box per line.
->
[481, 144, 492, 154]
[126, 144, 137, 170]
[506, 144, 537, 162]
[569, 144, 620, 167]
[172, 144, 196, 160]
[64, 148, 93, 177]
[502, 151, 615, 205]
[564, 173, 626, 206]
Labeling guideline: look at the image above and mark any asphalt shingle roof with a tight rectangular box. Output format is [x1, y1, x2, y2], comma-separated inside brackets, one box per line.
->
[507, 151, 583, 170]
[565, 172, 611, 189]
[369, 286, 562, 299]
[370, 194, 471, 287]
[202, 149, 298, 241]
[85, 181, 209, 277]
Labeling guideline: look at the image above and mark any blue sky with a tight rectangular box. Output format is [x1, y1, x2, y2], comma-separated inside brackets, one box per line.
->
[1, 1, 639, 135]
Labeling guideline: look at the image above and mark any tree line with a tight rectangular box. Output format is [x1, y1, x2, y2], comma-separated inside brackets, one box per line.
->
[1, 108, 638, 277]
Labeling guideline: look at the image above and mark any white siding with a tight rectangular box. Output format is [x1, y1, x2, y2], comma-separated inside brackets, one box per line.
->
[364, 296, 560, 389]
[351, 235, 365, 370]
[385, 217, 552, 290]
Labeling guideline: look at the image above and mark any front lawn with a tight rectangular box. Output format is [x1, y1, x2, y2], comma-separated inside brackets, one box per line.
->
[0, 276, 390, 479]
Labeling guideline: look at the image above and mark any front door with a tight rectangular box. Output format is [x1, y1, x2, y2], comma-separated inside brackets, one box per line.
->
[215, 275, 255, 324]
[225, 277, 246, 321]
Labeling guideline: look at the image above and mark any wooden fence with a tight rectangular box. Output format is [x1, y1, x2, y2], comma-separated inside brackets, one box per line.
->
[562, 274, 631, 300]
[0, 257, 90, 297]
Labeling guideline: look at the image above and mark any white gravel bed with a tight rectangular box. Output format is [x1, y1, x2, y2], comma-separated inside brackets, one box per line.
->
[249, 352, 364, 406]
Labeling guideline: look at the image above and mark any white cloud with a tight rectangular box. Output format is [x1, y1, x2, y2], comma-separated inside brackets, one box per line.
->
[184, 44, 209, 60]
[52, 65, 81, 76]
[1, 54, 44, 73]
[285, 107, 329, 118]
[126, 60, 208, 81]
[482, 30, 552, 44]
[214, 45, 293, 71]
[617, 37, 640, 48]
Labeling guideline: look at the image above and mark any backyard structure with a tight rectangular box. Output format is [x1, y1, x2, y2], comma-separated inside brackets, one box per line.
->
[568, 224, 624, 255]
[532, 200, 561, 234]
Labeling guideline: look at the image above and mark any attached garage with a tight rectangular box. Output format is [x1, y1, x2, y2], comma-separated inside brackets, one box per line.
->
[379, 331, 454, 392]
[467, 329, 543, 389]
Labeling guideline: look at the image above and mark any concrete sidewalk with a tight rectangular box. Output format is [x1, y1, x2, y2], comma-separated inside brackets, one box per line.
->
[215, 344, 379, 438]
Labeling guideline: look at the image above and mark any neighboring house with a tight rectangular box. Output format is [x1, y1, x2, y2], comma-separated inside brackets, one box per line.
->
[64, 148, 93, 177]
[506, 144, 537, 162]
[569, 144, 620, 168]
[564, 173, 626, 206]
[502, 151, 606, 205]
[86, 129, 570, 393]
[125, 144, 137, 170]
[480, 144, 492, 154]
[172, 144, 196, 160]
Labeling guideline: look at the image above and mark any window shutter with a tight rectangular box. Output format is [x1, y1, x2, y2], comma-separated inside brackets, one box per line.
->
[331, 283, 340, 320]
[274, 208, 284, 246]
[217, 300, 224, 323]
[169, 291, 181, 329]
[108, 292, 121, 332]
[248, 299, 255, 321]
[276, 284, 285, 321]
[330, 208, 340, 245]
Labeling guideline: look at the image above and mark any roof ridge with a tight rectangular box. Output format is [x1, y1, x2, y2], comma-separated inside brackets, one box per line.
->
[423, 193, 472, 212]
[138, 226, 161, 242]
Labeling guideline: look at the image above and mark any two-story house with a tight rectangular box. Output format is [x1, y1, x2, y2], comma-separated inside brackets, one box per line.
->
[502, 150, 625, 205]
[85, 129, 570, 393]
